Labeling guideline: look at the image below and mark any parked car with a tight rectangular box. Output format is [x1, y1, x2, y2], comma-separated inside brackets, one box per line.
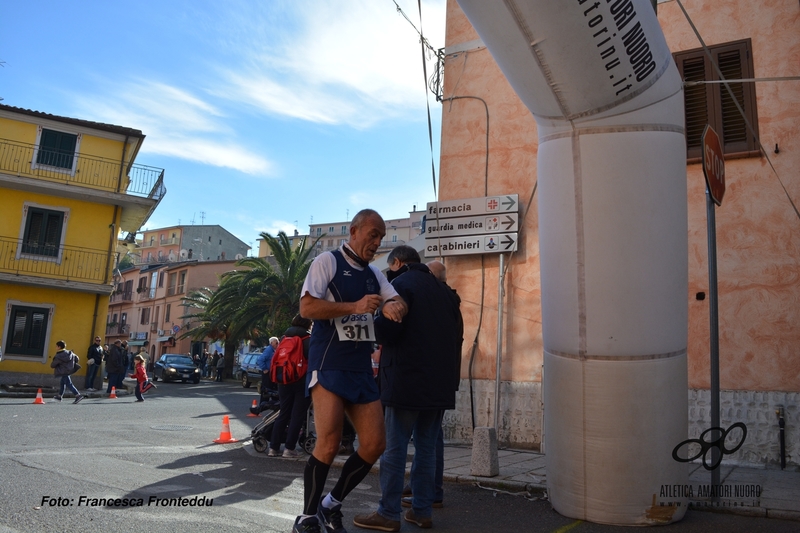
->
[237, 352, 262, 388]
[153, 354, 201, 383]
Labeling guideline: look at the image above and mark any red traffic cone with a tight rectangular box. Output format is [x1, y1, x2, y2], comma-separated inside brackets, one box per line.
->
[213, 415, 238, 444]
[33, 388, 46, 405]
[109, 386, 118, 399]
[247, 399, 259, 417]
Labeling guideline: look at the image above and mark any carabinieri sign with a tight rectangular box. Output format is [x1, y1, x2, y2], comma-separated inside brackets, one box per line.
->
[425, 195, 519, 257]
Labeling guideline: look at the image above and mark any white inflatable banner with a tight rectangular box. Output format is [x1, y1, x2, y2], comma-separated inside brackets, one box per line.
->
[457, 0, 688, 525]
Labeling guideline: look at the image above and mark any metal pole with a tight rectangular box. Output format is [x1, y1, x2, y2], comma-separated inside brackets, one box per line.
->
[494, 253, 505, 430]
[706, 190, 721, 489]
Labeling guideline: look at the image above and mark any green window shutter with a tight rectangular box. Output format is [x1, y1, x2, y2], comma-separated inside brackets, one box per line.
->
[36, 129, 77, 169]
[23, 208, 64, 257]
[5, 305, 49, 357]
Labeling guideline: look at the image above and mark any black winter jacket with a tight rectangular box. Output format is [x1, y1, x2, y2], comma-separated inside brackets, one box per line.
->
[375, 263, 462, 410]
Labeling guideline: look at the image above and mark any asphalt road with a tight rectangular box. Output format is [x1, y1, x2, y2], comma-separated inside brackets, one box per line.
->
[0, 380, 796, 533]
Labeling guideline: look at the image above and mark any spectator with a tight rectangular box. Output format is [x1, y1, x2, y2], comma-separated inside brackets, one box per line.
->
[105, 340, 126, 394]
[257, 337, 279, 396]
[85, 336, 104, 391]
[51, 340, 84, 404]
[216, 353, 225, 381]
[268, 318, 312, 458]
[354, 246, 461, 531]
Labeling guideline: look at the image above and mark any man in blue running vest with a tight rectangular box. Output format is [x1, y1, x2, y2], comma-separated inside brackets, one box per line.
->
[292, 209, 407, 533]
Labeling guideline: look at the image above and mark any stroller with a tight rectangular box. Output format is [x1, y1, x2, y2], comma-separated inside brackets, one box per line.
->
[251, 401, 317, 455]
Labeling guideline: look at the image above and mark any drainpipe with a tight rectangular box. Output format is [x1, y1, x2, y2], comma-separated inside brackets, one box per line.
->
[776, 406, 786, 470]
[116, 135, 129, 194]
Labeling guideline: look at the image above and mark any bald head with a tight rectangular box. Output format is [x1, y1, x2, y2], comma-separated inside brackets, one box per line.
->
[427, 260, 446, 282]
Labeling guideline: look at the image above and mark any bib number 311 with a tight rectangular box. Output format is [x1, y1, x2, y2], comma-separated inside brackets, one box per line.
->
[334, 313, 376, 342]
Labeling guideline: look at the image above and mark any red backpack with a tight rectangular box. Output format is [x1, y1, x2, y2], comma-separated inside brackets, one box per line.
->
[269, 335, 309, 385]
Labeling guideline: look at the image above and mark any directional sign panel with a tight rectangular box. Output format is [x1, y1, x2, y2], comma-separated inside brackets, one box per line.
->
[426, 213, 519, 238]
[426, 194, 519, 219]
[424, 233, 518, 257]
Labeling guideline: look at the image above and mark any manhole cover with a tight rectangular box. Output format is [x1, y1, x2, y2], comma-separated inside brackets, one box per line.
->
[150, 425, 193, 431]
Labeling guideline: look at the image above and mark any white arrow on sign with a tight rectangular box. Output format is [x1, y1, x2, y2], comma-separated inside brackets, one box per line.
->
[426, 194, 519, 220]
[424, 233, 518, 257]
[425, 213, 519, 237]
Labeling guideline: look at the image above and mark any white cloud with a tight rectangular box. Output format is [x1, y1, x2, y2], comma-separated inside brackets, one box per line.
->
[255, 221, 300, 236]
[214, 0, 446, 127]
[71, 80, 273, 176]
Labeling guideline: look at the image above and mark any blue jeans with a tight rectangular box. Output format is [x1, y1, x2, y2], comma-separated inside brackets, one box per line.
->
[84, 363, 98, 390]
[59, 375, 79, 397]
[378, 407, 443, 521]
[410, 425, 444, 501]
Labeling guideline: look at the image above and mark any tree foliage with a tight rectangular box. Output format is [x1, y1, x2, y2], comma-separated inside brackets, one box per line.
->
[179, 231, 318, 370]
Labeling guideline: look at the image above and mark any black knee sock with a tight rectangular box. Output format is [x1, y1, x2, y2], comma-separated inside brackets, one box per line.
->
[303, 455, 331, 516]
[330, 451, 373, 502]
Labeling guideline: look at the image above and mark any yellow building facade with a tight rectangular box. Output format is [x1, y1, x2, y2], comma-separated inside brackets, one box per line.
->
[0, 104, 165, 386]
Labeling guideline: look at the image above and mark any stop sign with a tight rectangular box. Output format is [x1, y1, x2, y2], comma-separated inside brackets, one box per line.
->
[702, 125, 725, 206]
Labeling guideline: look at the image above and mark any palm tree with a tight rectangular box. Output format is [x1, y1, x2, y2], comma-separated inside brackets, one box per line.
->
[179, 280, 243, 378]
[179, 230, 320, 379]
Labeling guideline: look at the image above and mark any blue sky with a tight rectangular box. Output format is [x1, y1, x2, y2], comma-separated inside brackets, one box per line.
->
[0, 0, 446, 252]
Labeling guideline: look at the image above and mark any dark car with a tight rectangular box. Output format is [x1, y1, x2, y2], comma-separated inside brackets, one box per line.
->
[153, 354, 201, 383]
[237, 352, 262, 388]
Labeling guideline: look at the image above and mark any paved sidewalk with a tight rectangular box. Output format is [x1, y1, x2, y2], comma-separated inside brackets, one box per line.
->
[331, 443, 800, 522]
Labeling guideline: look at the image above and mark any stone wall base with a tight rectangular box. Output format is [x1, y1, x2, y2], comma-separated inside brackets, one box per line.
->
[444, 379, 798, 468]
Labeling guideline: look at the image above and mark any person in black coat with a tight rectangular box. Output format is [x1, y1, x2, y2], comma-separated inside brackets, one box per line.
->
[354, 246, 461, 530]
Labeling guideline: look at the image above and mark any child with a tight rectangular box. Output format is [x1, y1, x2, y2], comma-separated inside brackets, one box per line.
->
[130, 354, 155, 402]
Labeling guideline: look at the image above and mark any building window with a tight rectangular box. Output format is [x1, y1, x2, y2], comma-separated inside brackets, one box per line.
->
[3, 303, 52, 358]
[35, 128, 78, 171]
[168, 272, 177, 295]
[120, 312, 127, 331]
[140, 307, 151, 325]
[19, 205, 66, 258]
[392, 235, 397, 242]
[158, 272, 165, 288]
[187, 249, 193, 259]
[177, 270, 187, 294]
[316, 228, 322, 236]
[165, 304, 171, 323]
[674, 39, 758, 160]
[341, 225, 347, 235]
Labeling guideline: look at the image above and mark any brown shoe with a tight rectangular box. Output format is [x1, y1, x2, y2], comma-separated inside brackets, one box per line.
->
[402, 497, 443, 509]
[404, 509, 432, 529]
[353, 511, 400, 532]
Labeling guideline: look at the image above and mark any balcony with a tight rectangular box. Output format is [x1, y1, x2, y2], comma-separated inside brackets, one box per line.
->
[0, 235, 116, 286]
[109, 290, 133, 303]
[160, 237, 179, 245]
[137, 287, 156, 301]
[106, 323, 129, 336]
[0, 138, 166, 232]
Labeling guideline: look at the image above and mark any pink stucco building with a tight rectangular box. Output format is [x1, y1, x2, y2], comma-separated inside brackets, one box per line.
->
[438, 0, 798, 467]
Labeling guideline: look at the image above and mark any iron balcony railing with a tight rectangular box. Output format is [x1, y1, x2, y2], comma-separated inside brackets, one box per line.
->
[0, 138, 165, 200]
[109, 291, 133, 303]
[0, 235, 116, 284]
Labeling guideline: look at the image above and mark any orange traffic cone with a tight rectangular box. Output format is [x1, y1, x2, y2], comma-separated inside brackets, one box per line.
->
[109, 386, 118, 399]
[247, 399, 259, 417]
[33, 388, 45, 405]
[213, 415, 238, 444]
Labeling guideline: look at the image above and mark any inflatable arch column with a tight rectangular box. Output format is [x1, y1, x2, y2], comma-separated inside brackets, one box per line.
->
[456, 0, 688, 525]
